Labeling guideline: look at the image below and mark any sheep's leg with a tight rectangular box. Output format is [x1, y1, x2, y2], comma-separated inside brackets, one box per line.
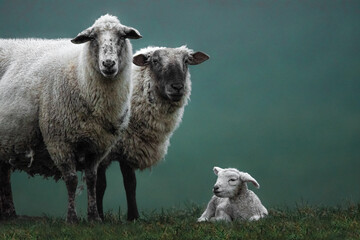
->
[120, 161, 139, 221]
[85, 166, 102, 222]
[59, 163, 79, 223]
[0, 193, 2, 220]
[96, 165, 107, 220]
[211, 208, 232, 222]
[0, 163, 17, 219]
[249, 215, 261, 221]
[197, 196, 217, 222]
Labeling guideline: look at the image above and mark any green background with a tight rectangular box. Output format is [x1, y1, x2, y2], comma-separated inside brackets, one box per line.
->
[1, 0, 359, 217]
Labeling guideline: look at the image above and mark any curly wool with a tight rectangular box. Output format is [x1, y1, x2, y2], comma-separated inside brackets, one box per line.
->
[107, 46, 194, 170]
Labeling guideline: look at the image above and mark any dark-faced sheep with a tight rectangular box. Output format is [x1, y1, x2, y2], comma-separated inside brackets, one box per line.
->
[96, 46, 209, 220]
[0, 14, 141, 222]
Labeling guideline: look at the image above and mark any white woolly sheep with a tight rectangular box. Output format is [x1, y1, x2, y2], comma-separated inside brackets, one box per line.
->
[198, 167, 268, 222]
[96, 46, 209, 220]
[0, 14, 141, 222]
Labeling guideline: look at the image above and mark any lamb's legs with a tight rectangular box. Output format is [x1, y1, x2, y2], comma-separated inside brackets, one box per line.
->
[85, 166, 101, 222]
[0, 163, 16, 219]
[120, 161, 139, 221]
[96, 165, 107, 220]
[197, 196, 217, 222]
[211, 208, 232, 222]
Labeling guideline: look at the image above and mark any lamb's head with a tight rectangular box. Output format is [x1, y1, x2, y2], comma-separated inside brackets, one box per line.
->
[71, 14, 142, 79]
[133, 46, 209, 104]
[212, 167, 260, 198]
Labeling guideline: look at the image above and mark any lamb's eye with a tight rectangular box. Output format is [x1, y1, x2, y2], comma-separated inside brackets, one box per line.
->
[229, 179, 237, 182]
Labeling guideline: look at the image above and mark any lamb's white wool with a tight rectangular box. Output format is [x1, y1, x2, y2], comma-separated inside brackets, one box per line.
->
[198, 167, 268, 222]
[0, 14, 141, 222]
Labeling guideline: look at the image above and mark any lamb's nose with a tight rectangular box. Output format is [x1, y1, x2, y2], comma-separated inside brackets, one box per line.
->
[103, 59, 115, 69]
[213, 186, 220, 192]
[171, 83, 184, 91]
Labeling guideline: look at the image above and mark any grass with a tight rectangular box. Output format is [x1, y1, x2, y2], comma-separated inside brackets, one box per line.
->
[0, 203, 359, 240]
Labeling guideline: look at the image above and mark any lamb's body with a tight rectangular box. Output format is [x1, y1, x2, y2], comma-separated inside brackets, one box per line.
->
[0, 15, 141, 222]
[97, 46, 209, 220]
[198, 167, 268, 222]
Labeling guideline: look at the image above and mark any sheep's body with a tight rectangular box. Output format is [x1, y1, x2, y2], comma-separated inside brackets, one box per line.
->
[97, 46, 209, 220]
[198, 167, 268, 222]
[106, 46, 190, 170]
[0, 14, 141, 222]
[0, 39, 65, 179]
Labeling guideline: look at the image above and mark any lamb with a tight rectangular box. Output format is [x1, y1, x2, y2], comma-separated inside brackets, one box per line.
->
[198, 167, 268, 222]
[0, 14, 141, 222]
[96, 46, 209, 220]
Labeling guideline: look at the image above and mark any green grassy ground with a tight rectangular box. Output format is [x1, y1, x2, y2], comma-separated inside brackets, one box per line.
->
[1, 204, 359, 240]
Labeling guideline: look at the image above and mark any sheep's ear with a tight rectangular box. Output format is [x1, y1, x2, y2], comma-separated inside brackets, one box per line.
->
[124, 27, 142, 39]
[133, 54, 149, 66]
[188, 52, 210, 65]
[71, 28, 94, 44]
[240, 172, 260, 188]
[213, 166, 222, 176]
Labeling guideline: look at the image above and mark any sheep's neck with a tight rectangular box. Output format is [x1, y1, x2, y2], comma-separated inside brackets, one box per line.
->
[78, 50, 128, 118]
[229, 183, 248, 202]
[129, 76, 183, 139]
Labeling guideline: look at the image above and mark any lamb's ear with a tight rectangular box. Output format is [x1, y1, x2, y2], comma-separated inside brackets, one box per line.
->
[124, 27, 142, 39]
[71, 28, 94, 44]
[240, 172, 260, 188]
[213, 166, 222, 176]
[133, 54, 149, 66]
[188, 52, 210, 65]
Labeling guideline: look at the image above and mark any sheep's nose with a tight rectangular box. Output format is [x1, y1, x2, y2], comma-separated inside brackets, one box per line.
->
[213, 185, 220, 192]
[103, 59, 115, 69]
[171, 83, 184, 91]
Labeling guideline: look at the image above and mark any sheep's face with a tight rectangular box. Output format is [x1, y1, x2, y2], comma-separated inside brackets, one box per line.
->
[71, 14, 141, 79]
[133, 47, 209, 103]
[212, 167, 260, 198]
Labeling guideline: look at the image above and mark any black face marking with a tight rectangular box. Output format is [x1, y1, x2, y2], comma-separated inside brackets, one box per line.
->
[89, 39, 101, 74]
[148, 49, 188, 102]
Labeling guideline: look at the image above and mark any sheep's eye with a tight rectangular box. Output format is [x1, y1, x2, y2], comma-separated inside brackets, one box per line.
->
[89, 34, 97, 41]
[89, 36, 98, 45]
[152, 58, 159, 64]
[229, 179, 237, 182]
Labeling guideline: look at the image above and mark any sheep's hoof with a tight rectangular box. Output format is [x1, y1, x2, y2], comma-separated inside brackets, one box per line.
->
[88, 215, 102, 223]
[127, 214, 139, 222]
[66, 217, 79, 224]
[0, 212, 17, 221]
[197, 217, 207, 222]
[66, 214, 79, 224]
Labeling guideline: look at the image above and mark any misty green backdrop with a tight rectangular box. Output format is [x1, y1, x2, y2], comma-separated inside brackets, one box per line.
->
[0, 0, 359, 217]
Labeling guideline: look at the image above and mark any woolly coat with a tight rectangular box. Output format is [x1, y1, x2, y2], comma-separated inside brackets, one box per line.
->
[205, 184, 268, 221]
[0, 35, 132, 179]
[104, 46, 192, 170]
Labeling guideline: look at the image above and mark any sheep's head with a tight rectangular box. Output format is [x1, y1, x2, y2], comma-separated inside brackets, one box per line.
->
[133, 46, 209, 103]
[212, 167, 260, 198]
[71, 14, 142, 79]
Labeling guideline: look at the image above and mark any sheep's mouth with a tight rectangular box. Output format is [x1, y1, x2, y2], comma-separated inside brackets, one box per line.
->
[167, 93, 184, 102]
[101, 69, 117, 78]
[213, 190, 222, 195]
